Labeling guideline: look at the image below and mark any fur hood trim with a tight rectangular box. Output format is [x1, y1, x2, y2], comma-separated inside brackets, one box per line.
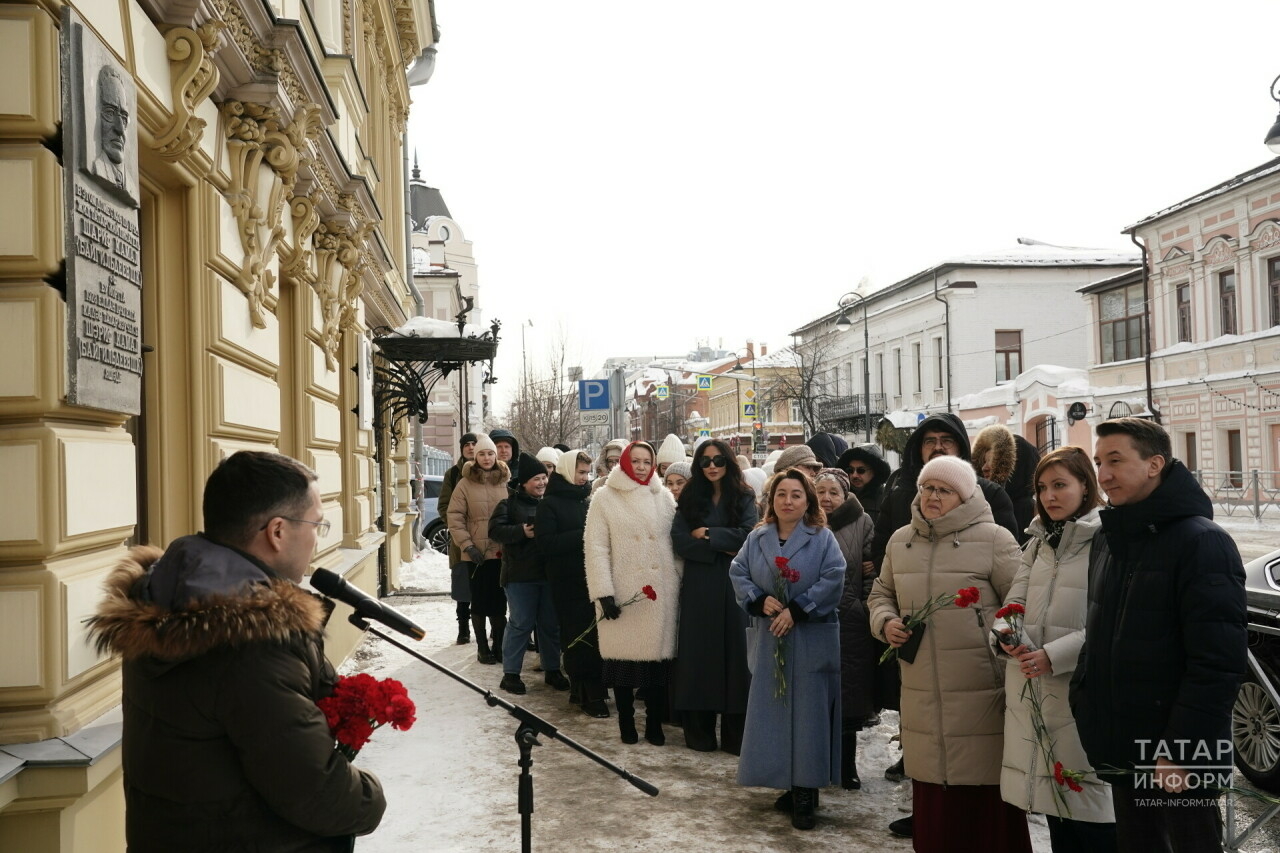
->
[971, 425, 1016, 486]
[86, 546, 325, 662]
[462, 459, 511, 485]
[827, 494, 865, 531]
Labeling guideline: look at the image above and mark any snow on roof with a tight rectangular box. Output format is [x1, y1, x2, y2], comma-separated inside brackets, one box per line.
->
[392, 316, 484, 338]
[1014, 364, 1090, 396]
[939, 240, 1141, 268]
[1125, 157, 1280, 232]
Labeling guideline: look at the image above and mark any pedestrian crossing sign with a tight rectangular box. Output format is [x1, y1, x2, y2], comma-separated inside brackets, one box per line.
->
[697, 375, 713, 391]
[742, 402, 757, 417]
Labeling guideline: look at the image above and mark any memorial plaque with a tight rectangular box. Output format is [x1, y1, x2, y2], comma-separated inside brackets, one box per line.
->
[61, 9, 142, 415]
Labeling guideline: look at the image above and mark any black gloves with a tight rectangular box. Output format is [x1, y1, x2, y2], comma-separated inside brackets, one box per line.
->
[599, 596, 623, 620]
[465, 545, 485, 565]
[787, 601, 810, 623]
[747, 597, 767, 617]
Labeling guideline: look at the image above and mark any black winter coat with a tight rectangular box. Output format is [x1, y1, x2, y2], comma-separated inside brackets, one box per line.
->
[829, 498, 877, 721]
[837, 445, 892, 528]
[489, 489, 545, 586]
[536, 473, 599, 681]
[1069, 461, 1247, 781]
[869, 413, 1018, 570]
[671, 488, 759, 712]
[87, 536, 385, 852]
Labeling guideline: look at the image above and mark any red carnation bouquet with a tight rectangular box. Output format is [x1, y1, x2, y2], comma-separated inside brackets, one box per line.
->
[879, 586, 980, 664]
[317, 673, 416, 760]
[568, 585, 657, 649]
[771, 556, 802, 703]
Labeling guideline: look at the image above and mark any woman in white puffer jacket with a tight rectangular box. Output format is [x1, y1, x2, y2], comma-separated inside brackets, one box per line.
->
[998, 446, 1116, 851]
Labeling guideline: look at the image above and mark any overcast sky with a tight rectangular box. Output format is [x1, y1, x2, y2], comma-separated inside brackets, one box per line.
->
[406, 1, 1280, 410]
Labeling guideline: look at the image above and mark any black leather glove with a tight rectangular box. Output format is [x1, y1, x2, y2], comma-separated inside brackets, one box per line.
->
[787, 601, 810, 623]
[747, 596, 767, 617]
[465, 545, 485, 565]
[599, 596, 623, 620]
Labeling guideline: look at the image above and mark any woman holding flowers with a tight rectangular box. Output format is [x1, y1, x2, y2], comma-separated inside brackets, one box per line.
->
[584, 441, 682, 745]
[730, 469, 846, 831]
[997, 447, 1116, 851]
[868, 455, 1030, 852]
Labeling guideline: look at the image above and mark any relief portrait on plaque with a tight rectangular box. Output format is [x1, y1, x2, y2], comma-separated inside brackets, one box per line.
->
[83, 62, 138, 207]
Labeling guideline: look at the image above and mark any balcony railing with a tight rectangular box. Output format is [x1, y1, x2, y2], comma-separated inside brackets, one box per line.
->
[817, 393, 888, 422]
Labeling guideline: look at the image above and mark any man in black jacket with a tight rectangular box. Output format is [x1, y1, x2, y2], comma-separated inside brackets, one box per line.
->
[88, 451, 385, 851]
[490, 452, 570, 695]
[1070, 418, 1246, 852]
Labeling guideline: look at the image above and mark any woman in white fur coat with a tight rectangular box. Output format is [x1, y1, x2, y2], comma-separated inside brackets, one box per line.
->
[585, 440, 682, 746]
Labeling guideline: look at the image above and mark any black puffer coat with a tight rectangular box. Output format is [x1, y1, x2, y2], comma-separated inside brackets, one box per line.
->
[86, 536, 385, 852]
[1069, 460, 1247, 781]
[536, 472, 599, 681]
[489, 489, 544, 586]
[829, 497, 877, 720]
[836, 444, 891, 527]
[870, 413, 1018, 570]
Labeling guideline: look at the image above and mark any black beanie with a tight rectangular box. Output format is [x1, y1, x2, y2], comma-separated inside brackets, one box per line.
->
[460, 432, 478, 448]
[515, 452, 547, 487]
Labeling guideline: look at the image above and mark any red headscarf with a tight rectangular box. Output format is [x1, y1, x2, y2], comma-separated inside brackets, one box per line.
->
[619, 441, 656, 485]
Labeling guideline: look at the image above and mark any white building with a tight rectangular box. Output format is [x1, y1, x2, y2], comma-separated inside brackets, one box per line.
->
[790, 240, 1140, 442]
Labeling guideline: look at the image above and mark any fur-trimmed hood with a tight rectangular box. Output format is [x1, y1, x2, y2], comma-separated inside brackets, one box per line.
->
[971, 425, 1016, 486]
[86, 537, 326, 663]
[462, 459, 511, 485]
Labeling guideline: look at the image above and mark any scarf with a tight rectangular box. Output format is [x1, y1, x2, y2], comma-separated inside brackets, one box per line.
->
[619, 440, 656, 485]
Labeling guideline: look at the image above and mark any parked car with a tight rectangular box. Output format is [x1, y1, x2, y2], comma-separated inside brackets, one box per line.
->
[1234, 546, 1280, 791]
[418, 474, 451, 555]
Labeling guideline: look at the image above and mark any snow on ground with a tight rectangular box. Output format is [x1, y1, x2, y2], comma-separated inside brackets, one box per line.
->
[342, 547, 1280, 852]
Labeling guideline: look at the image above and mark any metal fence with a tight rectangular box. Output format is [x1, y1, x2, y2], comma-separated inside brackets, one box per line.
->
[1192, 470, 1280, 520]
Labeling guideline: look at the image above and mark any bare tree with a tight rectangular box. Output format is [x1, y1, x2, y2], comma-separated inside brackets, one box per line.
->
[501, 330, 584, 450]
[764, 331, 841, 437]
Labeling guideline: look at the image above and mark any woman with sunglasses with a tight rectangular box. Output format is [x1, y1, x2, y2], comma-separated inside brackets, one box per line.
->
[670, 439, 759, 753]
[868, 455, 1030, 853]
[997, 448, 1115, 851]
[585, 441, 682, 745]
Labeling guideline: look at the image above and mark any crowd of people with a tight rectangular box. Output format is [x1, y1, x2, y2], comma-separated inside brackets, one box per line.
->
[433, 416, 1247, 852]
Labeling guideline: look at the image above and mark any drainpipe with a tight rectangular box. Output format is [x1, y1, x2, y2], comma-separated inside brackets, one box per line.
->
[933, 271, 952, 412]
[1129, 232, 1159, 424]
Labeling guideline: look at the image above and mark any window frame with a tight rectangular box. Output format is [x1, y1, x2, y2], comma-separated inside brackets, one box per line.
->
[1176, 282, 1192, 343]
[995, 330, 1022, 382]
[1098, 282, 1146, 364]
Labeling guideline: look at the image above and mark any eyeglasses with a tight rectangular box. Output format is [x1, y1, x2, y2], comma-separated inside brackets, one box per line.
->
[921, 436, 958, 450]
[264, 516, 332, 536]
[848, 466, 870, 475]
[698, 455, 729, 469]
[919, 485, 957, 499]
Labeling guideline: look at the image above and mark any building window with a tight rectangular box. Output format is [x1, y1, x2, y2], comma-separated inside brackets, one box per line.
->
[858, 357, 867, 396]
[933, 336, 944, 389]
[1176, 283, 1192, 342]
[995, 330, 1022, 382]
[1099, 282, 1145, 363]
[893, 348, 902, 398]
[1184, 432, 1197, 472]
[1226, 429, 1243, 487]
[1270, 257, 1280, 328]
[875, 353, 884, 394]
[1219, 269, 1237, 335]
[912, 342, 922, 392]
[790, 399, 801, 423]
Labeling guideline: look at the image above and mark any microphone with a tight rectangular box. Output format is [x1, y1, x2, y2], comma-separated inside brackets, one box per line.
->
[310, 568, 426, 641]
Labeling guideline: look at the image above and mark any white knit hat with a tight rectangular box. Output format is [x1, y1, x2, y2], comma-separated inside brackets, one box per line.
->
[473, 433, 497, 455]
[656, 434, 686, 466]
[917, 454, 978, 499]
[536, 446, 562, 466]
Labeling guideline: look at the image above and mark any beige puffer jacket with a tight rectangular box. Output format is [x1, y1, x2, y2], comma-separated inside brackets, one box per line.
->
[868, 487, 1021, 786]
[446, 460, 511, 561]
[999, 510, 1115, 821]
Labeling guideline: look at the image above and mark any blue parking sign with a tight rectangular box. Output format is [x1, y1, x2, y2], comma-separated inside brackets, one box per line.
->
[578, 380, 610, 411]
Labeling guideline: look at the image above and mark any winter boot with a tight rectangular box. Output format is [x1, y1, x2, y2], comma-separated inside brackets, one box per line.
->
[615, 687, 638, 744]
[790, 787, 817, 830]
[581, 682, 610, 718]
[774, 789, 820, 812]
[490, 615, 506, 664]
[456, 618, 470, 645]
[841, 727, 861, 790]
[473, 615, 495, 664]
[643, 690, 666, 746]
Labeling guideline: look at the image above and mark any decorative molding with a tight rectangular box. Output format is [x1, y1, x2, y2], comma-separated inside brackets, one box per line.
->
[313, 220, 367, 368]
[281, 193, 321, 286]
[1202, 236, 1238, 267]
[1248, 218, 1280, 251]
[220, 100, 323, 327]
[151, 23, 225, 162]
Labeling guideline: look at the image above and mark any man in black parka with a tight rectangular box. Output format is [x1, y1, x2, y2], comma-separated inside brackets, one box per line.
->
[1070, 418, 1246, 852]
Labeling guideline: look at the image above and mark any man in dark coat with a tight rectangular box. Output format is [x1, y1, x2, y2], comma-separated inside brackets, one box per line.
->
[490, 452, 569, 695]
[806, 431, 848, 468]
[536, 449, 609, 716]
[1070, 418, 1246, 851]
[836, 443, 891, 526]
[867, 412, 1018, 839]
[489, 427, 521, 487]
[87, 451, 385, 852]
[439, 433, 477, 644]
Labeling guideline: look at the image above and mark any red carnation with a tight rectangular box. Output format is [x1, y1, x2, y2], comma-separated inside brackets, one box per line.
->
[317, 674, 416, 760]
[642, 585, 657, 601]
[780, 567, 801, 584]
[955, 587, 980, 608]
[996, 602, 1025, 619]
[774, 556, 790, 570]
[1067, 777, 1084, 793]
[1053, 761, 1066, 785]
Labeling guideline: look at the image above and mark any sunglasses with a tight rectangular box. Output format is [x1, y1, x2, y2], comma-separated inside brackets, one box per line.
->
[848, 466, 871, 475]
[698, 455, 729, 469]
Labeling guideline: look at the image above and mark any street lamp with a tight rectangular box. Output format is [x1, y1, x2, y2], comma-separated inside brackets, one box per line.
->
[1266, 74, 1280, 154]
[835, 291, 873, 442]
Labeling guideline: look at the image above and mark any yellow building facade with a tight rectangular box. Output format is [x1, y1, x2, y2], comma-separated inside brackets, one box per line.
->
[0, 0, 436, 846]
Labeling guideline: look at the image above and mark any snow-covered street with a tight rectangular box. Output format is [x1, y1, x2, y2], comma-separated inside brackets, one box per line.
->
[340, 548, 1280, 852]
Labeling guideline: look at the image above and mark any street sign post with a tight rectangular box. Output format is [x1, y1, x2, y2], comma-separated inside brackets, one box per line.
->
[697, 375, 713, 391]
[579, 379, 611, 430]
[655, 384, 669, 400]
[579, 411, 610, 426]
[742, 402, 757, 418]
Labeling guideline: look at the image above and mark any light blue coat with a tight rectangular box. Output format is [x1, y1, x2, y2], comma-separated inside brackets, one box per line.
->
[730, 521, 846, 790]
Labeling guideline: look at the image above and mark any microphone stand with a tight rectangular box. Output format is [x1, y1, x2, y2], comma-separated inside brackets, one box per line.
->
[345, 614, 659, 853]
